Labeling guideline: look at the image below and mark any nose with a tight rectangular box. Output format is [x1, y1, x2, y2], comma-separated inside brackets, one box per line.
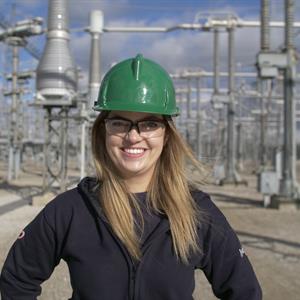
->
[125, 127, 142, 143]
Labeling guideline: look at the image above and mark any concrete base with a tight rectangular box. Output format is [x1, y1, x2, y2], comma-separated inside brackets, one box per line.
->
[218, 170, 248, 186]
[269, 194, 300, 211]
[32, 192, 56, 207]
[219, 177, 248, 186]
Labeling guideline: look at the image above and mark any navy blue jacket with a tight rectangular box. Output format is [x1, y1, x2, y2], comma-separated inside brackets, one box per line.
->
[0, 177, 262, 299]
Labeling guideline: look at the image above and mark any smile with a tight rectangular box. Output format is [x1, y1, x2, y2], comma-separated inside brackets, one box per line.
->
[123, 148, 145, 154]
[121, 148, 147, 157]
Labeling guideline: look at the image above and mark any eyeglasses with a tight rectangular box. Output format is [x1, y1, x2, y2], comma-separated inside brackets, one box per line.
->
[104, 117, 167, 138]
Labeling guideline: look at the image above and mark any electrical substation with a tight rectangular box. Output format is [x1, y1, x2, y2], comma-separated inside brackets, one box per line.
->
[0, 0, 299, 207]
[0, 1, 300, 299]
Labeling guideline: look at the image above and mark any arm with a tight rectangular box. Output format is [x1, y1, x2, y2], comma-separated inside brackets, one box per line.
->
[0, 206, 61, 299]
[195, 193, 262, 300]
[202, 225, 262, 300]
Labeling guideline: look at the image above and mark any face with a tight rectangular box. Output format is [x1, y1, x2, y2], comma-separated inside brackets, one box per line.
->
[105, 111, 166, 183]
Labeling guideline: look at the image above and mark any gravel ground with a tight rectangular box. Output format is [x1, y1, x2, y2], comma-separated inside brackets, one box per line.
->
[0, 172, 299, 300]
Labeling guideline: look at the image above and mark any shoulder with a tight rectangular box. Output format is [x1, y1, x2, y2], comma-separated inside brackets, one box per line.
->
[190, 189, 236, 245]
[191, 189, 228, 224]
[43, 177, 100, 223]
[41, 187, 86, 229]
[44, 187, 83, 212]
[190, 189, 243, 264]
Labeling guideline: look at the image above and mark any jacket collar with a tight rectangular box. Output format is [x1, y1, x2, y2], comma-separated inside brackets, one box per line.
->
[77, 177, 105, 220]
[77, 176, 170, 233]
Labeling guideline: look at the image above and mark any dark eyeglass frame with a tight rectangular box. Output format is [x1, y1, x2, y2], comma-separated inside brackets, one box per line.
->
[104, 116, 168, 135]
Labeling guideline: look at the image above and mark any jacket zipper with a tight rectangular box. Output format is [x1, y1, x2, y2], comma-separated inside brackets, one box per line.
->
[99, 218, 139, 300]
[97, 216, 169, 300]
[129, 260, 137, 300]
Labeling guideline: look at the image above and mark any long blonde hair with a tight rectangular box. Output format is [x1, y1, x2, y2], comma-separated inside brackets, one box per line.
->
[92, 111, 207, 264]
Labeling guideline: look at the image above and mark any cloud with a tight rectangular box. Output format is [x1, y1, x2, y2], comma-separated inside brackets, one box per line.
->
[0, 0, 45, 21]
[141, 32, 211, 72]
[1, 0, 299, 88]
[70, 17, 299, 85]
[67, 0, 299, 80]
[69, 0, 131, 28]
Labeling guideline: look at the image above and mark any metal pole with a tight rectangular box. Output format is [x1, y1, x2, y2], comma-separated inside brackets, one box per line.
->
[259, 0, 270, 171]
[12, 45, 19, 179]
[187, 76, 192, 119]
[218, 109, 225, 163]
[88, 32, 101, 107]
[43, 108, 50, 192]
[85, 10, 100, 177]
[261, 0, 270, 51]
[280, 66, 295, 196]
[259, 79, 267, 168]
[186, 77, 191, 144]
[196, 77, 201, 160]
[221, 126, 226, 161]
[179, 92, 183, 128]
[60, 108, 68, 192]
[80, 103, 87, 179]
[236, 123, 243, 171]
[88, 10, 103, 111]
[225, 26, 236, 181]
[236, 88, 243, 171]
[279, 0, 297, 197]
[276, 111, 282, 149]
[213, 29, 220, 94]
[178, 92, 185, 138]
[8, 44, 20, 181]
[102, 20, 300, 32]
[285, 0, 294, 49]
[86, 122, 94, 176]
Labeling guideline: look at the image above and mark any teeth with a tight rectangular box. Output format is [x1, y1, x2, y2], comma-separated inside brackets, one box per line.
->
[124, 148, 145, 154]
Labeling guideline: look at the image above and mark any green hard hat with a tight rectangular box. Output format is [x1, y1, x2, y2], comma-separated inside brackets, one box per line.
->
[93, 54, 179, 116]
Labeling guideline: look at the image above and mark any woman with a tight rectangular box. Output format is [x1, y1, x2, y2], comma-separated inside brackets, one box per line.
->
[0, 54, 262, 299]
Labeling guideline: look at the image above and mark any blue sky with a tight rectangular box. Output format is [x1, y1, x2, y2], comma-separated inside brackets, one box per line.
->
[0, 0, 299, 92]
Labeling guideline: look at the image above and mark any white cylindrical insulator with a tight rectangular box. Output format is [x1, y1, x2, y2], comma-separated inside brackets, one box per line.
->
[90, 10, 104, 33]
[36, 0, 78, 100]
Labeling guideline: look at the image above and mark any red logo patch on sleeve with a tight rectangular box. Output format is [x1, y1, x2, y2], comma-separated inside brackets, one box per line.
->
[17, 230, 25, 239]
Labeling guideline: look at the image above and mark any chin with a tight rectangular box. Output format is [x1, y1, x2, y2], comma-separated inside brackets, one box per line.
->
[119, 163, 153, 179]
[121, 168, 146, 177]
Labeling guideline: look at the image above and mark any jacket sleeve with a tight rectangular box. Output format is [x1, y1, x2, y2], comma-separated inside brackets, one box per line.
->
[195, 194, 262, 300]
[0, 203, 62, 299]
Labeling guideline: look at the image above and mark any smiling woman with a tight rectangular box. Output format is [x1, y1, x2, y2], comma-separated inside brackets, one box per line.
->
[0, 54, 262, 300]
